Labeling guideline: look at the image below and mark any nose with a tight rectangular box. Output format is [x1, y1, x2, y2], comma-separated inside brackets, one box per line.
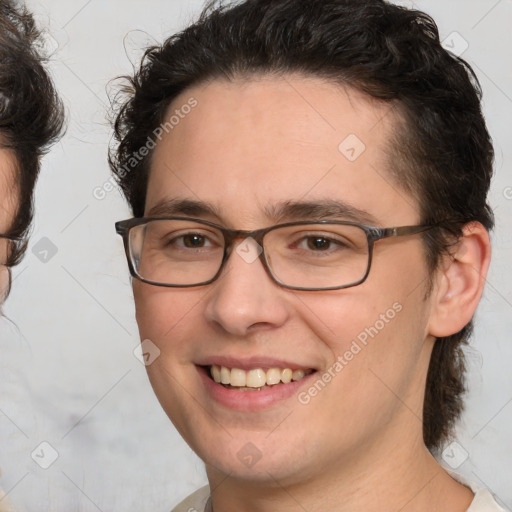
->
[203, 237, 290, 337]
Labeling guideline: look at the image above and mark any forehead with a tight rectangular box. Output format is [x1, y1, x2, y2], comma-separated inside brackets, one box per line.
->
[146, 74, 418, 226]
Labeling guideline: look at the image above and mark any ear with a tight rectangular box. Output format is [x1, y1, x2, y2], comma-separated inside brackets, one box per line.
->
[428, 222, 491, 338]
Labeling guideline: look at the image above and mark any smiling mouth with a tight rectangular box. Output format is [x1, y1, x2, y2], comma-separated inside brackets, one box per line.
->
[207, 364, 314, 391]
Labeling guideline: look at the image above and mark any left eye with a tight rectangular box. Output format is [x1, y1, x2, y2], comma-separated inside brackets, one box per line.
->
[294, 234, 348, 253]
[303, 236, 333, 251]
[178, 233, 211, 248]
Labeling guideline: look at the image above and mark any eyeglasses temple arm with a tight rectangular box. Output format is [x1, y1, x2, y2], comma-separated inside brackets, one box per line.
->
[373, 224, 436, 241]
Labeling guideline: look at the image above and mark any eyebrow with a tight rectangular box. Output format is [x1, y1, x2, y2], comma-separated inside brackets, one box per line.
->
[146, 197, 379, 225]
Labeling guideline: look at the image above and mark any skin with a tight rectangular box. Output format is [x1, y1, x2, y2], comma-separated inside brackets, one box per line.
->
[0, 147, 17, 299]
[0, 147, 19, 512]
[133, 75, 490, 511]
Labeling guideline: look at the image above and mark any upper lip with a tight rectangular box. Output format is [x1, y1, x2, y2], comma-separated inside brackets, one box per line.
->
[196, 356, 316, 371]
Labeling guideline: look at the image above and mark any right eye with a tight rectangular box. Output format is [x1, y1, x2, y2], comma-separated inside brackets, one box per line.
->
[169, 232, 213, 249]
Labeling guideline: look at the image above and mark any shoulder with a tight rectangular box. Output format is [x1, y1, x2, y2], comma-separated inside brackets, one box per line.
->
[170, 486, 210, 512]
[448, 470, 507, 512]
[467, 487, 508, 512]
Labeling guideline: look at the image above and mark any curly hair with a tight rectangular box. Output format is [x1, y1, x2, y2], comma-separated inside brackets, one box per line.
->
[109, 0, 494, 451]
[0, 1, 64, 293]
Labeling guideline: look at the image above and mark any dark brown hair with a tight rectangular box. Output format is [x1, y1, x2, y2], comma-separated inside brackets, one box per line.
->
[109, 0, 494, 451]
[0, 1, 64, 293]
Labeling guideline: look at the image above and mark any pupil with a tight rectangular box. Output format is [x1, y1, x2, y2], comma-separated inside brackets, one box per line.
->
[308, 237, 329, 250]
[184, 234, 204, 248]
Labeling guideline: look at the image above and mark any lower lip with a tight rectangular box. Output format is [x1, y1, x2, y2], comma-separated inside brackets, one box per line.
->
[197, 366, 316, 411]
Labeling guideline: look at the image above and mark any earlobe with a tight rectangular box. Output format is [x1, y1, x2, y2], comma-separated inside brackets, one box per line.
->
[428, 222, 491, 338]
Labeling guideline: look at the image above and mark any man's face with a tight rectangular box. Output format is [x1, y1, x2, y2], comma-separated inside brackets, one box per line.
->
[0, 147, 17, 300]
[134, 75, 437, 484]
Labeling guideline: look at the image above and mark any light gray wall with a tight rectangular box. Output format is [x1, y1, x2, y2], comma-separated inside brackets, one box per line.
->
[0, 1, 510, 510]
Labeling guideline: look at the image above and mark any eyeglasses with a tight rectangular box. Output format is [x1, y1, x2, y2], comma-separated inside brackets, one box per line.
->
[115, 216, 436, 291]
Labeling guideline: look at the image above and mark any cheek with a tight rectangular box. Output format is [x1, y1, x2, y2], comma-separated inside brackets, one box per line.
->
[294, 290, 430, 438]
[293, 250, 431, 392]
[133, 282, 201, 339]
[133, 282, 212, 379]
[293, 287, 407, 354]
[132, 283, 206, 429]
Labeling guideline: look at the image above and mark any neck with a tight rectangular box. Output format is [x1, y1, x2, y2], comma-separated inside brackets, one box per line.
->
[205, 430, 473, 512]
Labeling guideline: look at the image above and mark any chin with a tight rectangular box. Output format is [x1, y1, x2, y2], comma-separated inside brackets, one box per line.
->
[202, 445, 307, 485]
[191, 424, 318, 485]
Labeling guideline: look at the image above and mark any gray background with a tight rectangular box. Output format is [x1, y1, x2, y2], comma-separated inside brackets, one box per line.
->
[0, 0, 510, 510]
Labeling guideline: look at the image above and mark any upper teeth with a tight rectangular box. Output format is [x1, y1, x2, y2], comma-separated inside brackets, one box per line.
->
[210, 365, 311, 388]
